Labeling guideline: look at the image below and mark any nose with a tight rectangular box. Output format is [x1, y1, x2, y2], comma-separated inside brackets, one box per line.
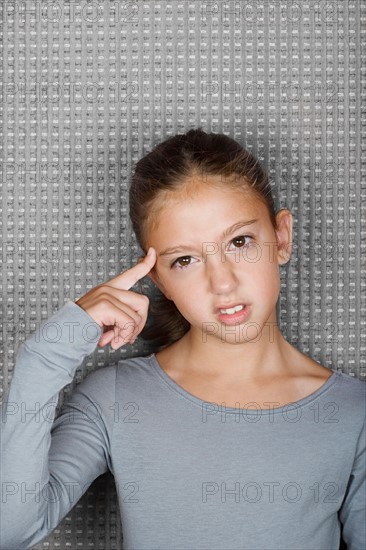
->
[205, 254, 239, 295]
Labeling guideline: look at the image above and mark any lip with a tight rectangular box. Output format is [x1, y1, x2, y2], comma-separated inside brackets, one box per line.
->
[215, 303, 251, 326]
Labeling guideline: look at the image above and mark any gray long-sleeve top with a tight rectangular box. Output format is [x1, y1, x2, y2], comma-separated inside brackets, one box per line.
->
[1, 300, 365, 549]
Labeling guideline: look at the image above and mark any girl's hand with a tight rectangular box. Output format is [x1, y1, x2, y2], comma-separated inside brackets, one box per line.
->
[75, 247, 156, 349]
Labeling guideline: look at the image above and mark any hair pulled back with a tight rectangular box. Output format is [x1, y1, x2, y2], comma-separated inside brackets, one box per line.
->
[129, 128, 277, 351]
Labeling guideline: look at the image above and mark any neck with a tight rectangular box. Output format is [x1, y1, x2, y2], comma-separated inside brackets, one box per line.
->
[173, 317, 299, 382]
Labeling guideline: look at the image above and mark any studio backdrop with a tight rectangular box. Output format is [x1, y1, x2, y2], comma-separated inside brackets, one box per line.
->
[0, 1, 364, 548]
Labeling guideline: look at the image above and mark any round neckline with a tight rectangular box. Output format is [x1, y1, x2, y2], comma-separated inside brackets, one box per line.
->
[148, 353, 339, 415]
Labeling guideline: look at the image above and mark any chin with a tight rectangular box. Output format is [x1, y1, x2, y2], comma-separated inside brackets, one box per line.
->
[200, 326, 252, 345]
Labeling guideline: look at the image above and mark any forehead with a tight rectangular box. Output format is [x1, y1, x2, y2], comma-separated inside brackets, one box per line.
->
[146, 180, 269, 242]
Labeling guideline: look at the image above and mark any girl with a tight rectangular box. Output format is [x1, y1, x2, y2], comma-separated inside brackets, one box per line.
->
[1, 129, 365, 550]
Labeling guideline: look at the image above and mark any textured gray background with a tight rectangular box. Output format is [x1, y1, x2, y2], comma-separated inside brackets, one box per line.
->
[0, 0, 365, 548]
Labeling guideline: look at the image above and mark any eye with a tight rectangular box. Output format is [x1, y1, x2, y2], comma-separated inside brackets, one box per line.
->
[171, 255, 198, 270]
[227, 235, 254, 251]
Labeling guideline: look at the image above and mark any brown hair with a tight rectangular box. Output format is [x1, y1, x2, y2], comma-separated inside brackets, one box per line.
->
[129, 127, 277, 351]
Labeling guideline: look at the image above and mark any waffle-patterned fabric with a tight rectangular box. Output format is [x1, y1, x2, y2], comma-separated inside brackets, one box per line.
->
[0, 1, 364, 548]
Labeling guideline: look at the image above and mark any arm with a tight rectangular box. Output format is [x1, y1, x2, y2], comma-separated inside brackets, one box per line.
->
[0, 301, 114, 549]
[338, 413, 366, 550]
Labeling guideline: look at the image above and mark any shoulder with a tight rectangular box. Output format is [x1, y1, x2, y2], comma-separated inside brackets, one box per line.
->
[337, 374, 366, 449]
[82, 364, 118, 385]
[60, 365, 119, 428]
[115, 353, 155, 376]
[330, 371, 366, 437]
[78, 355, 156, 391]
[114, 354, 164, 399]
[72, 364, 118, 401]
[303, 355, 365, 420]
[334, 371, 366, 401]
[301, 355, 365, 404]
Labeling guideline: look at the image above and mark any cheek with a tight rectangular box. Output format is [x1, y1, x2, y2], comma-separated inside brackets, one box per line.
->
[171, 292, 203, 323]
[261, 261, 281, 295]
[163, 272, 203, 306]
[157, 271, 186, 300]
[237, 251, 279, 288]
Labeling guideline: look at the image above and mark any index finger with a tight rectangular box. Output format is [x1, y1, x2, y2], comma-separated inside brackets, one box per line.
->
[109, 247, 157, 290]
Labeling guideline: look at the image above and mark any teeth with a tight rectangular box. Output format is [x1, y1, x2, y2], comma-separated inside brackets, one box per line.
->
[219, 304, 244, 315]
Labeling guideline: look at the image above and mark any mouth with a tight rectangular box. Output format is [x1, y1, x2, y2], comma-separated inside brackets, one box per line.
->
[215, 303, 251, 325]
[215, 302, 247, 314]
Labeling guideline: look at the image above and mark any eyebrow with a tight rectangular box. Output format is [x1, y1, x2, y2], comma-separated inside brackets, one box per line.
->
[158, 218, 259, 257]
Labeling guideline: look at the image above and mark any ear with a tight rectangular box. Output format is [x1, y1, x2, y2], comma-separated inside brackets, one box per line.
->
[146, 268, 172, 300]
[275, 209, 293, 265]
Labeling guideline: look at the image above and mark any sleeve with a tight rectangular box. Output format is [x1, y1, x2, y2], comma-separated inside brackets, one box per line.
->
[0, 300, 116, 550]
[338, 412, 366, 550]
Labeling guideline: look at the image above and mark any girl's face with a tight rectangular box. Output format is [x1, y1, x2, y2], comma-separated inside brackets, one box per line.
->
[146, 178, 292, 345]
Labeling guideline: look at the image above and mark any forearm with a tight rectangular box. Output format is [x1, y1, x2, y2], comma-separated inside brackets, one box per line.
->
[0, 301, 103, 548]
